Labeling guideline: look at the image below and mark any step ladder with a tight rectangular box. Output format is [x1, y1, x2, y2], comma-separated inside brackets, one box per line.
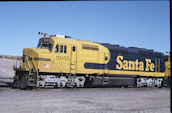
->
[26, 56, 38, 87]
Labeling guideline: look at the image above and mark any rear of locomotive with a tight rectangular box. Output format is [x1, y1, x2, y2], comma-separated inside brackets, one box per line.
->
[101, 43, 168, 88]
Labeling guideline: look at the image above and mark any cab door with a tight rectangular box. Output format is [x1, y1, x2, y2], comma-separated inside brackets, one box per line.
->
[70, 46, 77, 74]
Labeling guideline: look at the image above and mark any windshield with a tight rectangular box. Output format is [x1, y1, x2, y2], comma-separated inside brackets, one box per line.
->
[37, 39, 53, 51]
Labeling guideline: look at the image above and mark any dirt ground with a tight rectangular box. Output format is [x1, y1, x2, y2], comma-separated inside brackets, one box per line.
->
[0, 87, 170, 113]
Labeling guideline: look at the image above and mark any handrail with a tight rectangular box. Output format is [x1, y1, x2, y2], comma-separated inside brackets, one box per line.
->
[19, 57, 22, 68]
[31, 57, 38, 76]
[24, 56, 38, 77]
[31, 57, 36, 69]
[14, 58, 17, 69]
[26, 57, 31, 70]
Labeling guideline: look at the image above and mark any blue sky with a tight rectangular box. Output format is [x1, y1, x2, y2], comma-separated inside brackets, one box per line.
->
[0, 1, 170, 56]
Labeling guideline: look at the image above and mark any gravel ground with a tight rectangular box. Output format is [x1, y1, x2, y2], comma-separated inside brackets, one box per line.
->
[0, 87, 170, 113]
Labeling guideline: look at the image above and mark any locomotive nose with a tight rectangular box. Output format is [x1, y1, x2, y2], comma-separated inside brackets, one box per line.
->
[23, 48, 39, 58]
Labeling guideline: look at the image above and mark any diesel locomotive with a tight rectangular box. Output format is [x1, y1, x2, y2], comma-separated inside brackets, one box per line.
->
[13, 32, 171, 89]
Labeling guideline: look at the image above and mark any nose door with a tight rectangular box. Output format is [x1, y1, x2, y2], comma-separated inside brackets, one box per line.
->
[70, 46, 77, 74]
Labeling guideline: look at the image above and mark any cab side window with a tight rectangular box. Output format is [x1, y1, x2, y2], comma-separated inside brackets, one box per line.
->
[64, 46, 67, 53]
[55, 45, 59, 53]
[60, 45, 67, 53]
[72, 46, 75, 52]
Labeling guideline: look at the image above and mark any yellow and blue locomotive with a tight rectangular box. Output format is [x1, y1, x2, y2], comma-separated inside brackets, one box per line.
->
[13, 32, 170, 89]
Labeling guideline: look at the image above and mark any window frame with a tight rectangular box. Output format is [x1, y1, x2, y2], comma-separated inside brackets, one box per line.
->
[60, 45, 67, 53]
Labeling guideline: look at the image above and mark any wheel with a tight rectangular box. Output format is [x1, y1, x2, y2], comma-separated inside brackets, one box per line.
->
[19, 75, 27, 90]
[12, 75, 20, 88]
